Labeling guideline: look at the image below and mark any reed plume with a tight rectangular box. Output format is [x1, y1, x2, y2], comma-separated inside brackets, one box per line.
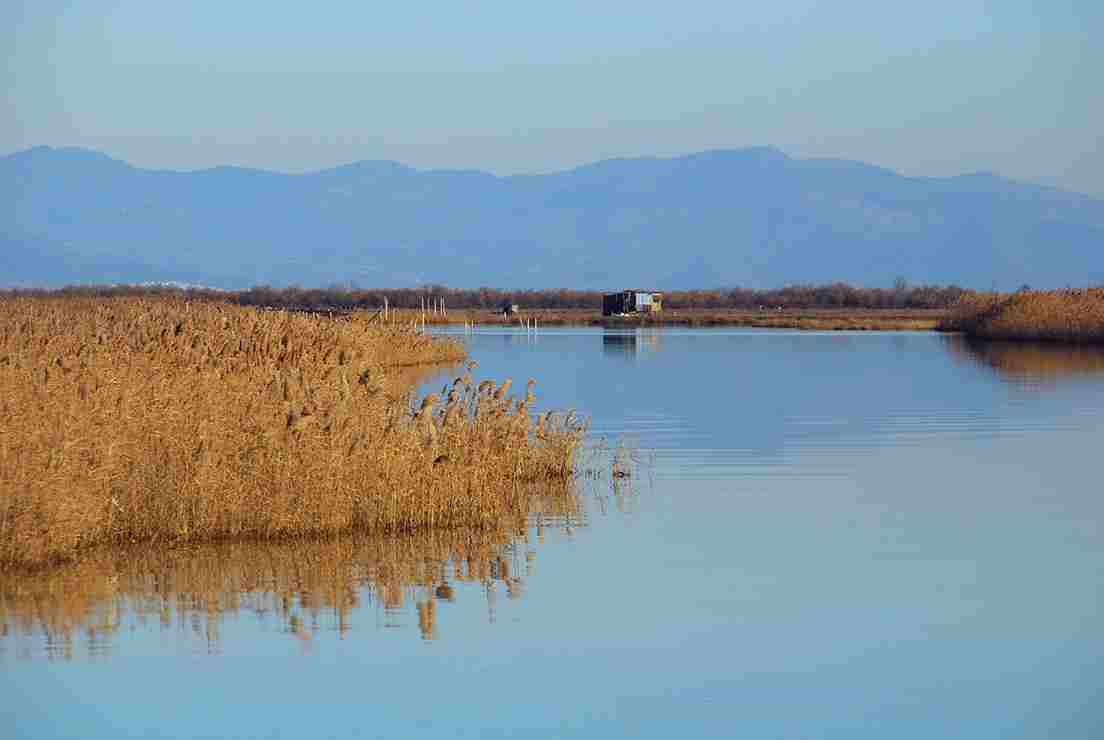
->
[939, 288, 1104, 343]
[0, 296, 584, 571]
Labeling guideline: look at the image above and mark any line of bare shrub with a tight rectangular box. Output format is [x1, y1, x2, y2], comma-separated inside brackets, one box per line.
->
[233, 282, 969, 311]
[0, 296, 584, 571]
[938, 288, 1104, 343]
[5, 281, 970, 311]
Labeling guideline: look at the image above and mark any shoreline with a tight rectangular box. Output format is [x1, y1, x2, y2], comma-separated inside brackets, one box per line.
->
[375, 307, 947, 332]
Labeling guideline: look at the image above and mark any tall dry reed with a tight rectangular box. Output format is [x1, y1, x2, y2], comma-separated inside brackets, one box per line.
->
[0, 297, 584, 571]
[939, 288, 1104, 343]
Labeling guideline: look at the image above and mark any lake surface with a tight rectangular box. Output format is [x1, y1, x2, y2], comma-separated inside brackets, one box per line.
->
[4, 329, 1103, 739]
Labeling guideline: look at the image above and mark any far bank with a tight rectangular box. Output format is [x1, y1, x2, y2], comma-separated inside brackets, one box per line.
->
[384, 307, 946, 332]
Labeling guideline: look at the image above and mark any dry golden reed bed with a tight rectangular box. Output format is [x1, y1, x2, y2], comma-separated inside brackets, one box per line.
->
[0, 296, 584, 571]
[939, 289, 1104, 343]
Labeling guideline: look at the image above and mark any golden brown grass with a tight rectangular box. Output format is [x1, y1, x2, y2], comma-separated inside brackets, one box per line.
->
[0, 296, 584, 571]
[938, 289, 1104, 343]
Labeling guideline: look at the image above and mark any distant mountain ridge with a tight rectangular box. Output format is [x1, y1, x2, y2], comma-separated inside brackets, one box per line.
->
[3, 145, 1102, 289]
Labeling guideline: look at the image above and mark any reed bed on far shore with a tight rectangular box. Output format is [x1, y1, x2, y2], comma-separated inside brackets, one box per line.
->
[0, 297, 585, 571]
[938, 288, 1104, 343]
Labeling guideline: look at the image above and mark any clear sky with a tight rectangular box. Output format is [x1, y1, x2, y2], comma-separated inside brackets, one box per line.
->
[3, 1, 1101, 196]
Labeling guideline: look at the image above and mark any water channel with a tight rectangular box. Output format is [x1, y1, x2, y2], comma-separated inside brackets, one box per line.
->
[4, 329, 1103, 738]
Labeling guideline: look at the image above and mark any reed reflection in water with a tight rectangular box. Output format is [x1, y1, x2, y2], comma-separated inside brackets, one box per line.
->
[0, 483, 587, 661]
[944, 334, 1104, 383]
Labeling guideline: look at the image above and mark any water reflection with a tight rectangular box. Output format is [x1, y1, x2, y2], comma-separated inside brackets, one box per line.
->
[0, 487, 585, 661]
[944, 335, 1104, 383]
[4, 329, 1104, 737]
[602, 329, 662, 359]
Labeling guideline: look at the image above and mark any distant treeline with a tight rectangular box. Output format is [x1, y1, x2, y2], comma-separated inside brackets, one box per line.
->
[235, 283, 969, 311]
[6, 282, 971, 311]
[2, 284, 230, 302]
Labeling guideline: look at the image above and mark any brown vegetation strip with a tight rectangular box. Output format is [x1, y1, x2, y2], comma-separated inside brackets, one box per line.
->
[938, 289, 1104, 343]
[231, 283, 968, 312]
[0, 297, 584, 571]
[383, 307, 943, 331]
[7, 282, 969, 311]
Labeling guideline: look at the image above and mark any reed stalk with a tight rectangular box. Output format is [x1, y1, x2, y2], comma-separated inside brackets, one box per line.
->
[938, 288, 1104, 343]
[0, 296, 585, 571]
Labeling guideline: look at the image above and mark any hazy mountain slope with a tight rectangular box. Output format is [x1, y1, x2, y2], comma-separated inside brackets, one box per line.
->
[3, 145, 1102, 289]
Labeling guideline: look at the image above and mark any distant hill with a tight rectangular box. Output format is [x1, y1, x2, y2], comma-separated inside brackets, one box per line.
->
[3, 145, 1102, 289]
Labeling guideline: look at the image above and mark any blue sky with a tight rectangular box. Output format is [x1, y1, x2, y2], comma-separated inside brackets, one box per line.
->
[3, 1, 1101, 196]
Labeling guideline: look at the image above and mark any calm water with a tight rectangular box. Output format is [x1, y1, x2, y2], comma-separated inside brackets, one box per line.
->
[4, 329, 1103, 739]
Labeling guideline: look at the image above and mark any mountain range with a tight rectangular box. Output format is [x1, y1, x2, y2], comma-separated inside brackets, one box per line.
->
[3, 145, 1102, 290]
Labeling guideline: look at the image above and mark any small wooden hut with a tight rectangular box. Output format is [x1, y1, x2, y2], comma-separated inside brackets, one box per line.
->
[602, 290, 663, 317]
